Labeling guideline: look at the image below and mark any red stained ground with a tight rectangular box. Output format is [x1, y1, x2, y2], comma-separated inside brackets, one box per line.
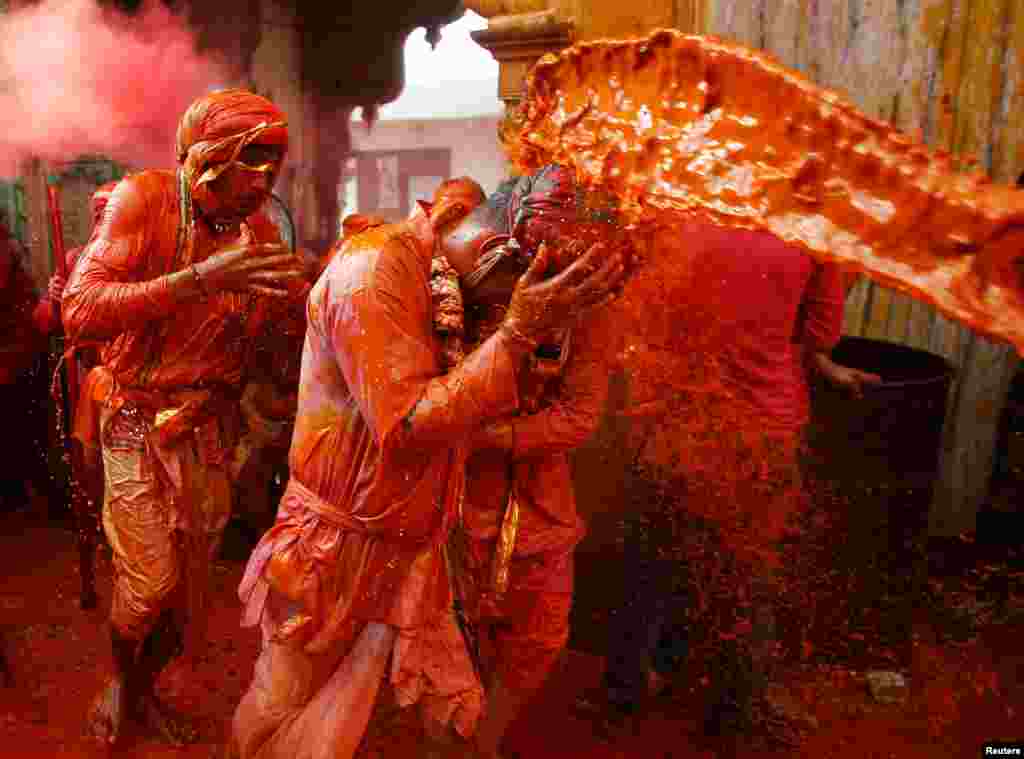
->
[0, 510, 1021, 759]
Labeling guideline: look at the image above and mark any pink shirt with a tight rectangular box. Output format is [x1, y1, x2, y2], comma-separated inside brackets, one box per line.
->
[687, 223, 845, 433]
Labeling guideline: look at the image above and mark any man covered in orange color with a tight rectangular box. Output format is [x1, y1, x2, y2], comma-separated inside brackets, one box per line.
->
[229, 179, 490, 545]
[62, 89, 304, 746]
[229, 168, 624, 758]
[433, 164, 623, 759]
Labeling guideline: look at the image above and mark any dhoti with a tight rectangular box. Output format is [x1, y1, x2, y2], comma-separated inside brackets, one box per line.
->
[232, 478, 484, 759]
[100, 397, 234, 652]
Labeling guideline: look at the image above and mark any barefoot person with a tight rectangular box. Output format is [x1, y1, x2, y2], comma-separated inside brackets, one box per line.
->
[433, 165, 624, 759]
[62, 89, 304, 746]
[228, 171, 625, 759]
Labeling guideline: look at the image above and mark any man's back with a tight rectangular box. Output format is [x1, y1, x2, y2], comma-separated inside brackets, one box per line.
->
[291, 222, 436, 527]
[242, 220, 457, 652]
[686, 222, 844, 432]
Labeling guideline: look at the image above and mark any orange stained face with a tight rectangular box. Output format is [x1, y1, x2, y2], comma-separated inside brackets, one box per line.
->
[208, 142, 285, 218]
[441, 225, 530, 305]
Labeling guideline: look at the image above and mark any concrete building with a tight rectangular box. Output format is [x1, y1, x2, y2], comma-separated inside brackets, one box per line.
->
[345, 112, 508, 222]
[341, 25, 509, 222]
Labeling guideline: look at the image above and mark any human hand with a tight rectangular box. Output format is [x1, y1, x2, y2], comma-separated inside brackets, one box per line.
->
[503, 240, 626, 345]
[48, 273, 67, 304]
[816, 354, 882, 399]
[193, 224, 304, 297]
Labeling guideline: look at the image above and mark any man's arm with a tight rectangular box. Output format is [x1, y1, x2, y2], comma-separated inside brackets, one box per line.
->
[475, 312, 620, 458]
[62, 177, 204, 342]
[327, 240, 530, 455]
[802, 261, 881, 397]
[799, 260, 845, 356]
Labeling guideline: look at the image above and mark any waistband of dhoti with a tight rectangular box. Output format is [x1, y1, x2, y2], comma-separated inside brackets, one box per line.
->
[114, 383, 239, 419]
[284, 477, 365, 534]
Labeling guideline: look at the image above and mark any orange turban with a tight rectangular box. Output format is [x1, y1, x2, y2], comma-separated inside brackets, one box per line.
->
[176, 88, 288, 191]
[173, 88, 289, 265]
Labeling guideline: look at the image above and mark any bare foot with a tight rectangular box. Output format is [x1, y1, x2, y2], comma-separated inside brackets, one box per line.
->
[88, 677, 129, 745]
[140, 694, 200, 745]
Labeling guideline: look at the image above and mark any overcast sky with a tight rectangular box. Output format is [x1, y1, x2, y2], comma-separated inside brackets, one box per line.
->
[356, 11, 503, 121]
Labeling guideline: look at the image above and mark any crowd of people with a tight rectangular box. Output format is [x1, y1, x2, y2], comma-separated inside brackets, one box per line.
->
[0, 88, 880, 758]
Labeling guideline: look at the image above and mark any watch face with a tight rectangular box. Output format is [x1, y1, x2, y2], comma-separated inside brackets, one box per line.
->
[266, 193, 296, 252]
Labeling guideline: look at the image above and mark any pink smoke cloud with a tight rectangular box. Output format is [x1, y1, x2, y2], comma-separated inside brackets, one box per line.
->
[0, 0, 241, 177]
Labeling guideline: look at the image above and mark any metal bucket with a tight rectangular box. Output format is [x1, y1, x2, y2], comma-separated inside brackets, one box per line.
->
[806, 336, 956, 664]
[808, 336, 955, 488]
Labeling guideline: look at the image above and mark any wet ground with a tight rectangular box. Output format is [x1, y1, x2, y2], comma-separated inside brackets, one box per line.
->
[0, 509, 1021, 758]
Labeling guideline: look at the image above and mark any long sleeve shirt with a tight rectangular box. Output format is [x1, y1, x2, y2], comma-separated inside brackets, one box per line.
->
[462, 310, 621, 557]
[241, 216, 528, 652]
[62, 171, 284, 394]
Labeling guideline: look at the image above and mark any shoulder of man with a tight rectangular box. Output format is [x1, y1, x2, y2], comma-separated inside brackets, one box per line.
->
[318, 220, 426, 298]
[102, 171, 175, 225]
[117, 170, 174, 197]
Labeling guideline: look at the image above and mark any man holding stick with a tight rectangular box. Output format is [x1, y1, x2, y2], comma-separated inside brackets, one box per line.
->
[63, 89, 304, 746]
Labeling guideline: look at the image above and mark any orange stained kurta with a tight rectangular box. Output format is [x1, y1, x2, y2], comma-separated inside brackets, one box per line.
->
[62, 170, 284, 395]
[462, 312, 621, 558]
[316, 213, 390, 277]
[239, 215, 526, 656]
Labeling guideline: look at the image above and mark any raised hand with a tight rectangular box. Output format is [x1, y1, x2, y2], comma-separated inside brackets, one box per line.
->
[503, 240, 626, 344]
[193, 223, 304, 297]
[48, 272, 67, 304]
